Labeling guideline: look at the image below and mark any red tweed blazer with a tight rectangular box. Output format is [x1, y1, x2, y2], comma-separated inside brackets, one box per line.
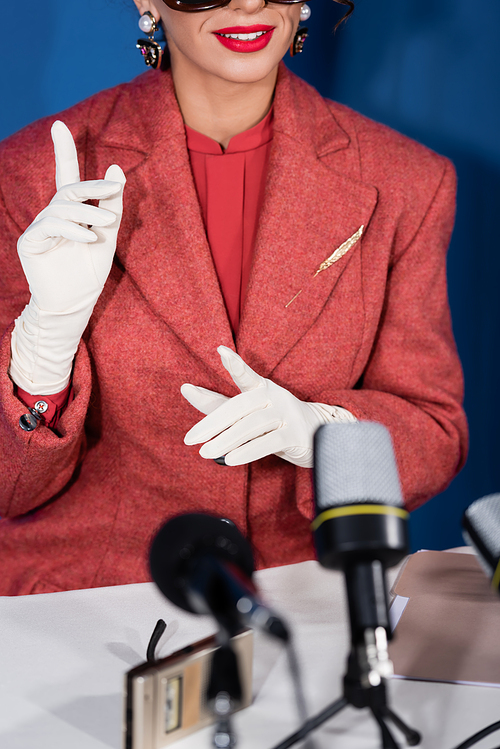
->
[0, 64, 468, 595]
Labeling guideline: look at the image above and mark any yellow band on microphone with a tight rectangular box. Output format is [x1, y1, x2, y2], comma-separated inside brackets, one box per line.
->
[491, 558, 500, 593]
[311, 504, 409, 532]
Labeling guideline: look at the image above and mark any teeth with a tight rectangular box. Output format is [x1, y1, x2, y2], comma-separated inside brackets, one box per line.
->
[219, 31, 267, 40]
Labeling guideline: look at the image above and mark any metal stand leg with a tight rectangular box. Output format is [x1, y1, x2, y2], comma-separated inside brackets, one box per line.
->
[270, 647, 422, 749]
[271, 697, 349, 749]
[372, 709, 400, 749]
[383, 707, 422, 746]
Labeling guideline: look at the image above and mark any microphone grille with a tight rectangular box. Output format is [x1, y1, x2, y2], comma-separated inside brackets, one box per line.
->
[463, 494, 500, 575]
[313, 422, 403, 510]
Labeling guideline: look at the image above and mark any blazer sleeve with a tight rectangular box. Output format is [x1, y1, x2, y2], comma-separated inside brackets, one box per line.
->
[0, 177, 91, 518]
[303, 158, 468, 513]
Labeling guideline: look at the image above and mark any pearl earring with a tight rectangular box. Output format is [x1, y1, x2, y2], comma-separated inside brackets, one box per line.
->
[136, 11, 163, 69]
[300, 3, 311, 22]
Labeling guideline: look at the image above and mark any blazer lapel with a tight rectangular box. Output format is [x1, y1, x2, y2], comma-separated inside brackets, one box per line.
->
[92, 66, 378, 385]
[94, 70, 234, 376]
[237, 66, 378, 378]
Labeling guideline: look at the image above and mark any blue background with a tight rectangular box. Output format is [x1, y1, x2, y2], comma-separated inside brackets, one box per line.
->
[1, 1, 498, 551]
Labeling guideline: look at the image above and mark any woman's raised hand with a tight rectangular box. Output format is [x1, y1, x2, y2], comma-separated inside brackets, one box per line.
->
[18, 120, 125, 313]
[9, 120, 126, 395]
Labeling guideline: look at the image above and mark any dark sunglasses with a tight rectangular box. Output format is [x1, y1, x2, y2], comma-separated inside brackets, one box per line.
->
[161, 0, 303, 12]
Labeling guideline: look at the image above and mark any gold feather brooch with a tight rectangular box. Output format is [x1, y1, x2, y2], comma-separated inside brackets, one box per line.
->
[285, 225, 364, 308]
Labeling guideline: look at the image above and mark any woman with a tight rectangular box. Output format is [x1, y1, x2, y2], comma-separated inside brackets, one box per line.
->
[0, 0, 467, 594]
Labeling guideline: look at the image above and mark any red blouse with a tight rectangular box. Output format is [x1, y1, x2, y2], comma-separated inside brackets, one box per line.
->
[16, 110, 274, 428]
[186, 107, 273, 336]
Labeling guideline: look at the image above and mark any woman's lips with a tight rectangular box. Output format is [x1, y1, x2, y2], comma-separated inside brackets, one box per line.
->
[213, 25, 275, 53]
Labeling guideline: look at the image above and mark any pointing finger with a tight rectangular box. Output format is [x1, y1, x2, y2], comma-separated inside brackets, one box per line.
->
[217, 346, 265, 393]
[51, 121, 80, 190]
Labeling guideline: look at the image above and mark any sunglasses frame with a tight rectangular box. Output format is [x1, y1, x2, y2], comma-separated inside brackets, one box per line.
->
[162, 0, 303, 12]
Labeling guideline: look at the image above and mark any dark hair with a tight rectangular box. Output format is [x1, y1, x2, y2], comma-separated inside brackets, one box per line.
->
[333, 0, 354, 30]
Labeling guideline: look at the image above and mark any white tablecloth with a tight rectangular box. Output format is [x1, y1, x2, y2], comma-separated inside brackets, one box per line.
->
[0, 558, 499, 748]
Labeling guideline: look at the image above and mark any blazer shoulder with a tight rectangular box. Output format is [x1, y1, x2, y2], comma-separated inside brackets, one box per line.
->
[0, 71, 154, 228]
[326, 100, 455, 192]
[0, 70, 154, 156]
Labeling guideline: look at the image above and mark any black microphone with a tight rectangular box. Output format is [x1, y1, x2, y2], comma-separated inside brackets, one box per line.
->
[312, 422, 410, 685]
[462, 493, 500, 594]
[149, 513, 289, 641]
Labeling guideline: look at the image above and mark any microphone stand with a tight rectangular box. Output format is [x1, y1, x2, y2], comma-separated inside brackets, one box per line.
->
[271, 629, 421, 749]
[206, 623, 243, 749]
[340, 641, 421, 748]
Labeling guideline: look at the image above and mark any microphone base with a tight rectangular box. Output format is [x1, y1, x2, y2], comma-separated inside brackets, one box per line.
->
[343, 648, 421, 746]
[271, 647, 422, 749]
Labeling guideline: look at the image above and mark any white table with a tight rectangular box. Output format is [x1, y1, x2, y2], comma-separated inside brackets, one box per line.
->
[0, 558, 499, 749]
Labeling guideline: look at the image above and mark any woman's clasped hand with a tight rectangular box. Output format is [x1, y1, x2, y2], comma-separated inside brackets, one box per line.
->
[182, 346, 356, 468]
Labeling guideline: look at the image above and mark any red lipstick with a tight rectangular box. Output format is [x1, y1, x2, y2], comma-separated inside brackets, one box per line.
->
[213, 25, 275, 53]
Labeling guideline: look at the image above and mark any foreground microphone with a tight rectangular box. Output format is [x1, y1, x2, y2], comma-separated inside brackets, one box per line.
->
[462, 493, 500, 594]
[312, 422, 410, 683]
[150, 513, 289, 641]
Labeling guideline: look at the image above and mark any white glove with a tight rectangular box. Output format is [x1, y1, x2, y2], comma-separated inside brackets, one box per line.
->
[182, 346, 356, 468]
[9, 120, 126, 395]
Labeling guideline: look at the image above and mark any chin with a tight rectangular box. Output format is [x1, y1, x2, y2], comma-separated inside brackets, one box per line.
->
[214, 63, 281, 84]
[207, 49, 288, 84]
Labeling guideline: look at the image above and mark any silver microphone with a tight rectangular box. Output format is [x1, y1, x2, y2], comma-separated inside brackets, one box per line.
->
[462, 493, 500, 594]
